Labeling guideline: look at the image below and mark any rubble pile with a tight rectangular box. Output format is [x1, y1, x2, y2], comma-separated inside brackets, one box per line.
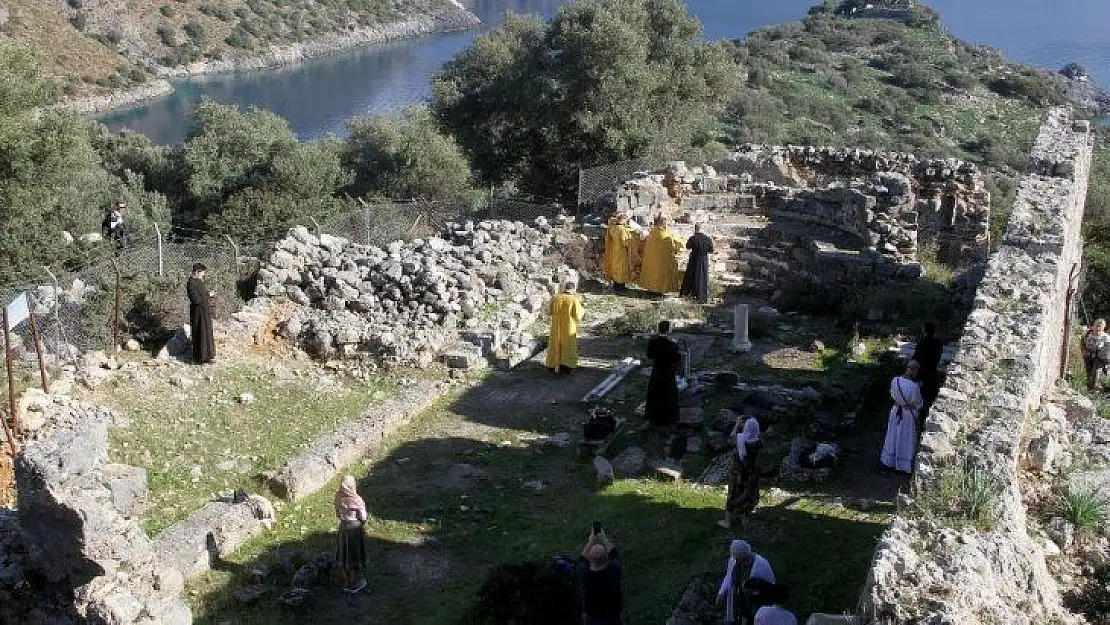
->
[255, 219, 570, 367]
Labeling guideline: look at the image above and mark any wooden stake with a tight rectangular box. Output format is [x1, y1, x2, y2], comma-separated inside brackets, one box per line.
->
[112, 260, 122, 351]
[29, 312, 50, 394]
[0, 407, 16, 456]
[2, 306, 18, 432]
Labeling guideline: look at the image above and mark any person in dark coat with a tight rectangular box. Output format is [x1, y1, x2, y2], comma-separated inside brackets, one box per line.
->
[645, 320, 681, 429]
[911, 322, 943, 412]
[187, 263, 216, 364]
[680, 224, 714, 304]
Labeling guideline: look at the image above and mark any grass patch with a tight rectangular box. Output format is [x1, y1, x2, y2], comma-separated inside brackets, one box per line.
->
[593, 298, 708, 337]
[1062, 482, 1110, 535]
[185, 388, 891, 624]
[99, 361, 409, 535]
[913, 462, 1004, 530]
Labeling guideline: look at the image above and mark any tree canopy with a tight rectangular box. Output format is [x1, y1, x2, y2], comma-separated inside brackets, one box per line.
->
[431, 0, 739, 199]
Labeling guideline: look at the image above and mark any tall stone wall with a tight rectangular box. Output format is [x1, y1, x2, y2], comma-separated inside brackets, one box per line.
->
[860, 108, 1094, 624]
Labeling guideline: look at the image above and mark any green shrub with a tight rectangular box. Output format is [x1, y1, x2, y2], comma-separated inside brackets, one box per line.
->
[913, 463, 1005, 530]
[156, 25, 176, 46]
[81, 265, 243, 348]
[70, 12, 87, 31]
[183, 21, 206, 44]
[159, 4, 175, 18]
[1062, 482, 1110, 535]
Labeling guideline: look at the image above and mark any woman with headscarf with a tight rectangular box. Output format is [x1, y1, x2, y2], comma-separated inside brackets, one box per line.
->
[715, 539, 776, 624]
[719, 416, 762, 529]
[334, 475, 368, 593]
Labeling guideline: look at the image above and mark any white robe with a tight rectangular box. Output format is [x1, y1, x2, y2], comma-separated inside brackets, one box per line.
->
[880, 375, 923, 473]
[755, 605, 798, 625]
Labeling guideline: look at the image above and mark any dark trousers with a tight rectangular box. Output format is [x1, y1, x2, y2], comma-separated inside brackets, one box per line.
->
[584, 615, 623, 625]
[1085, 353, 1104, 390]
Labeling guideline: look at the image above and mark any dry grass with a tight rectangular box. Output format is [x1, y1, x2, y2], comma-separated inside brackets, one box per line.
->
[1, 0, 130, 95]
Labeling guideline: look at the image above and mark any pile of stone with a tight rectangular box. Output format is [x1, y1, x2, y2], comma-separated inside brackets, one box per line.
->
[1, 399, 190, 624]
[255, 219, 566, 367]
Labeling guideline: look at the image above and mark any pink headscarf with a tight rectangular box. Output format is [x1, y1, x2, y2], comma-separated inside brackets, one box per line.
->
[334, 475, 365, 517]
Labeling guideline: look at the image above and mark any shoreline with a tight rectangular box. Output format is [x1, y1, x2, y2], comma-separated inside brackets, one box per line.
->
[63, 7, 481, 117]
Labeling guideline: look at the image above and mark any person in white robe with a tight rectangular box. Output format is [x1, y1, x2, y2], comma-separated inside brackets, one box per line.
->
[754, 583, 797, 625]
[716, 539, 775, 623]
[881, 360, 923, 474]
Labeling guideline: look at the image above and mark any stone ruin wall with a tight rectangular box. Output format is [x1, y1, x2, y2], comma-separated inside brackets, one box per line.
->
[1, 400, 192, 624]
[860, 108, 1094, 624]
[601, 144, 991, 289]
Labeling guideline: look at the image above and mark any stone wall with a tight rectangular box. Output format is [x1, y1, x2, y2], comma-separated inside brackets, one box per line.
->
[255, 218, 573, 368]
[596, 145, 989, 288]
[0, 399, 191, 624]
[859, 108, 1094, 624]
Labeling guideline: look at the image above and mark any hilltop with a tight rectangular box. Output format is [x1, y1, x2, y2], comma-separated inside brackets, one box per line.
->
[0, 0, 473, 101]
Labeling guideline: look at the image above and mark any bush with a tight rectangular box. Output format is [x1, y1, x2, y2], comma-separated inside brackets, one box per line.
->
[70, 12, 87, 31]
[471, 561, 580, 625]
[157, 26, 177, 46]
[183, 21, 207, 44]
[81, 266, 243, 348]
[1062, 482, 1110, 535]
[913, 463, 1004, 530]
[159, 4, 175, 18]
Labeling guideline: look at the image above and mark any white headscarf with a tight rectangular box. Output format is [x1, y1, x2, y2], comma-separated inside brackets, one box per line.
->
[719, 540, 752, 621]
[737, 417, 761, 461]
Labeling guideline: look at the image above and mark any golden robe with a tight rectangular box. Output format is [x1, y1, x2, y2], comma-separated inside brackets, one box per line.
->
[546, 292, 583, 369]
[639, 226, 684, 294]
[601, 219, 637, 285]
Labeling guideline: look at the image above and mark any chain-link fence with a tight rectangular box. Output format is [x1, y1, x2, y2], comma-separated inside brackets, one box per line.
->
[577, 157, 667, 214]
[0, 195, 559, 377]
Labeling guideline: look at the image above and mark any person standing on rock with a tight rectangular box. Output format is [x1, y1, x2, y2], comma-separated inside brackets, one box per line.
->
[547, 281, 583, 374]
[638, 215, 684, 296]
[1081, 318, 1110, 391]
[911, 322, 943, 413]
[602, 213, 637, 292]
[880, 360, 924, 474]
[645, 320, 681, 430]
[186, 263, 216, 365]
[680, 223, 714, 304]
[334, 475, 368, 593]
[719, 416, 762, 530]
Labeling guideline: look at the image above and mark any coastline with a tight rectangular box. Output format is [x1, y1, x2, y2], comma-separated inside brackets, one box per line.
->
[64, 7, 481, 117]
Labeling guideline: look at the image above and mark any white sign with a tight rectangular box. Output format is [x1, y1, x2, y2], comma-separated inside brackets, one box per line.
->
[5, 292, 29, 331]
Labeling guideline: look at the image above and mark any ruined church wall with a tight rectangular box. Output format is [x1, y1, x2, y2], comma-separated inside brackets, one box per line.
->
[860, 108, 1094, 624]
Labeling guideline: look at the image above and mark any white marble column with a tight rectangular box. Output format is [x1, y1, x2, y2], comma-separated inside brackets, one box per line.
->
[731, 304, 753, 353]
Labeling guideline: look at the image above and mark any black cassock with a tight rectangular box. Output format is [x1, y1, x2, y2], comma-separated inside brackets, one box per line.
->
[680, 232, 714, 303]
[645, 335, 681, 427]
[187, 277, 215, 364]
[912, 334, 943, 408]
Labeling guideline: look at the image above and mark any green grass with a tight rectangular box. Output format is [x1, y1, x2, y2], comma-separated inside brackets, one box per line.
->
[1062, 482, 1110, 535]
[912, 463, 1005, 531]
[185, 389, 892, 624]
[100, 361, 410, 535]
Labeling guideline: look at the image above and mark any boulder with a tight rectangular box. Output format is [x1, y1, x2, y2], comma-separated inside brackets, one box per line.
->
[612, 447, 646, 478]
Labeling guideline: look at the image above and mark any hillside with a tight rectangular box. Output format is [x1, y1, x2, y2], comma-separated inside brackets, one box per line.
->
[0, 0, 465, 98]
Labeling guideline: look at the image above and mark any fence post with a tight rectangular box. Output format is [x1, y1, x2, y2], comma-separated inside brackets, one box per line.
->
[110, 258, 121, 351]
[43, 266, 79, 373]
[577, 167, 584, 217]
[153, 222, 164, 277]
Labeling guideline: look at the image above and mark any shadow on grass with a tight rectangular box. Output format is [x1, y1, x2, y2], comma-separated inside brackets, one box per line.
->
[189, 433, 890, 624]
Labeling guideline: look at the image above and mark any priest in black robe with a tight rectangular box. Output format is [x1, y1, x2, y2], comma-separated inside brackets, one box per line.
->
[680, 224, 713, 304]
[911, 322, 943, 412]
[645, 320, 681, 428]
[187, 263, 216, 364]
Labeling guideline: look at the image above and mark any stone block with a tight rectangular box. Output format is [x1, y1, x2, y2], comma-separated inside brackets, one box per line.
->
[101, 463, 149, 519]
[154, 501, 266, 580]
[443, 347, 485, 370]
[612, 447, 646, 477]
